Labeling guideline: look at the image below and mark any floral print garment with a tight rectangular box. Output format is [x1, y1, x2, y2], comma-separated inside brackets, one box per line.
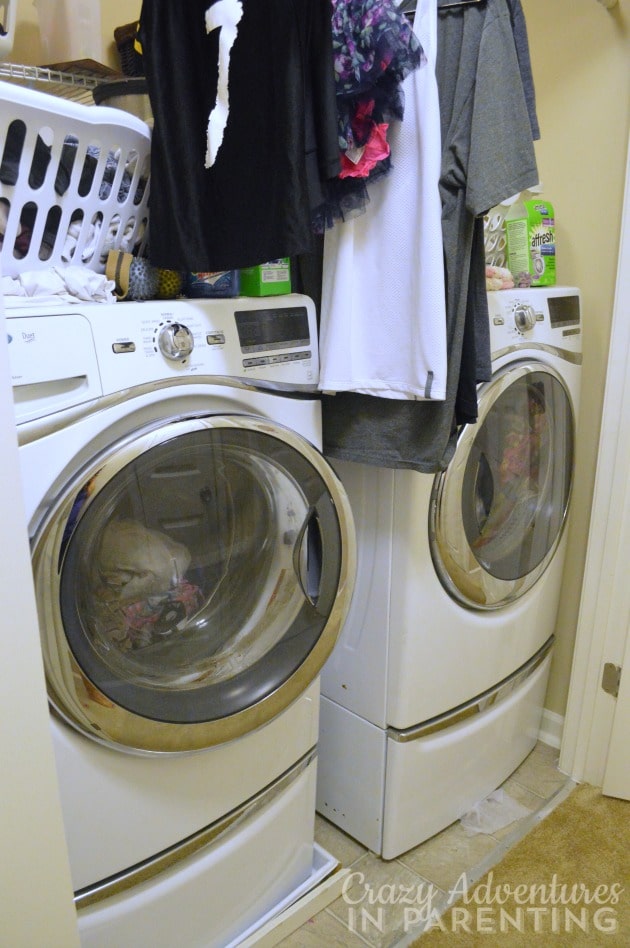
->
[314, 0, 425, 231]
[332, 0, 424, 96]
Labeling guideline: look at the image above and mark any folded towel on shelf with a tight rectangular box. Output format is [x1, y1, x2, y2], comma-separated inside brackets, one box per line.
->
[485, 264, 514, 291]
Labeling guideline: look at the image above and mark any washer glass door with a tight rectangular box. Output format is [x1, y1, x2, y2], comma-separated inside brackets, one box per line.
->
[33, 415, 355, 753]
[430, 361, 574, 609]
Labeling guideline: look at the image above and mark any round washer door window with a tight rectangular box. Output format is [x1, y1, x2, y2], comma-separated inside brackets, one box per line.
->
[430, 361, 574, 610]
[32, 414, 355, 753]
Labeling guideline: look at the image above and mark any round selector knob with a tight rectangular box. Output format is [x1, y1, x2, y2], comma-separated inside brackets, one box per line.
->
[513, 303, 537, 333]
[158, 322, 194, 361]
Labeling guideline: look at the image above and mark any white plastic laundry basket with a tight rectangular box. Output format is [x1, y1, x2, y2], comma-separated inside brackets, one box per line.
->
[0, 80, 150, 277]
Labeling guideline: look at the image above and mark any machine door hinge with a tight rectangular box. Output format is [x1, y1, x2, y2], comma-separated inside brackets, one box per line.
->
[601, 662, 622, 698]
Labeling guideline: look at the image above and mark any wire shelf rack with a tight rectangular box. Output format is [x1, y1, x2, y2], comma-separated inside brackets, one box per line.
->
[0, 60, 122, 106]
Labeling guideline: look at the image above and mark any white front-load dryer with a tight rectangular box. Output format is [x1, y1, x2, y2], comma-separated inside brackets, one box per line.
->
[7, 295, 355, 946]
[317, 287, 581, 858]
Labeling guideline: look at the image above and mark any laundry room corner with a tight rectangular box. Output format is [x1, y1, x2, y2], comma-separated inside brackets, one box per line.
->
[520, 0, 630, 750]
[5, 0, 628, 789]
[2, 1, 630, 945]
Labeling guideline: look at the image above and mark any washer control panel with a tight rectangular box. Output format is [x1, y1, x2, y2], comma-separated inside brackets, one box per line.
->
[487, 287, 582, 359]
[6, 295, 320, 412]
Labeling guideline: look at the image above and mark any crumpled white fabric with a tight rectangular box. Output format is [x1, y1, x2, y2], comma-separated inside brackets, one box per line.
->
[60, 217, 136, 267]
[459, 789, 531, 836]
[1, 265, 117, 305]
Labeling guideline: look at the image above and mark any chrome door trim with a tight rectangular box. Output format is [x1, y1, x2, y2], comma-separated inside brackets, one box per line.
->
[430, 360, 575, 610]
[74, 747, 317, 910]
[32, 414, 356, 753]
[388, 636, 553, 743]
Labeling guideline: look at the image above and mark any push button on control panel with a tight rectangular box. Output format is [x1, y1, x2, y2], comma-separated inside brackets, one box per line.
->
[243, 350, 311, 368]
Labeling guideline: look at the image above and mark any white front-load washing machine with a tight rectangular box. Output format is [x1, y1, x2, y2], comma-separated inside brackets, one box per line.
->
[317, 286, 581, 858]
[6, 294, 355, 946]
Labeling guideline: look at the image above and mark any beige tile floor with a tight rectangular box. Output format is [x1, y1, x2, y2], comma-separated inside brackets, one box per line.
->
[278, 742, 575, 948]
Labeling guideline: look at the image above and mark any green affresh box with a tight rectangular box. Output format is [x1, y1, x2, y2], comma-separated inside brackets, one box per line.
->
[239, 259, 291, 297]
[505, 198, 556, 286]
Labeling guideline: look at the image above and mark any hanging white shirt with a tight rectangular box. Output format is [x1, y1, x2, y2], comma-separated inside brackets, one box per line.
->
[319, 0, 446, 401]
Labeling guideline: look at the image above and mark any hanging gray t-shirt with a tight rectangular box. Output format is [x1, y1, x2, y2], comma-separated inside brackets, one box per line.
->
[456, 0, 540, 424]
[322, 0, 539, 472]
[507, 0, 540, 141]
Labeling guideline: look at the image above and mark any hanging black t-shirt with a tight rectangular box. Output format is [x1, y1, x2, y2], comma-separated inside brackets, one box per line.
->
[138, 0, 340, 272]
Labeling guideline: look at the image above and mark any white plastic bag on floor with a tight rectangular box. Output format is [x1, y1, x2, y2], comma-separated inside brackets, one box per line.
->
[459, 788, 530, 836]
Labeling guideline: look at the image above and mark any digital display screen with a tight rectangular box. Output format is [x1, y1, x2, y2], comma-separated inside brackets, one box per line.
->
[235, 306, 310, 352]
[548, 295, 580, 328]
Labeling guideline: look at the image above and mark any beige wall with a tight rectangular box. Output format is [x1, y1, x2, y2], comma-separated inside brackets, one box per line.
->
[10, 0, 141, 69]
[7, 1, 630, 719]
[522, 0, 630, 714]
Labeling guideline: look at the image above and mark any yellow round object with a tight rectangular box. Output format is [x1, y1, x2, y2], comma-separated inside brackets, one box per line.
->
[156, 268, 184, 300]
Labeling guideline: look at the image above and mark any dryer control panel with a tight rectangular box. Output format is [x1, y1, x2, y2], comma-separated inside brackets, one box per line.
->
[487, 286, 582, 362]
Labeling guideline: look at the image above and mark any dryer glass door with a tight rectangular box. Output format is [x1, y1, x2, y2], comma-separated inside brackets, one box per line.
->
[430, 361, 574, 609]
[33, 415, 355, 753]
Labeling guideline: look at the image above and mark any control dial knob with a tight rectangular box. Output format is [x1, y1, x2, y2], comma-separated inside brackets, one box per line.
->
[158, 322, 194, 361]
[513, 304, 536, 333]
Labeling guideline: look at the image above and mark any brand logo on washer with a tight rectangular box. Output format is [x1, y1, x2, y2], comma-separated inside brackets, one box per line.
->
[21, 331, 35, 343]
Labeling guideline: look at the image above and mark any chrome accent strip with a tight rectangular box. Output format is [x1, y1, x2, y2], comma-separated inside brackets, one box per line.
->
[74, 746, 317, 910]
[492, 342, 582, 366]
[16, 374, 319, 446]
[388, 637, 554, 743]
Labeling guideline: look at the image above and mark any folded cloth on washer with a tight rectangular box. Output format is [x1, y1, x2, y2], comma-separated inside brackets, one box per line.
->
[1, 265, 116, 304]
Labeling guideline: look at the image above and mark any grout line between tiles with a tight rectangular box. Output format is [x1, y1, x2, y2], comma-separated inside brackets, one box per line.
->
[322, 905, 376, 946]
[508, 775, 555, 800]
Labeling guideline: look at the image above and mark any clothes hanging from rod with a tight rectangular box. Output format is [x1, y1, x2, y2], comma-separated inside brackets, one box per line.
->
[506, 0, 540, 142]
[313, 0, 425, 233]
[137, 0, 340, 272]
[318, 0, 447, 403]
[322, 0, 540, 472]
[458, 0, 539, 421]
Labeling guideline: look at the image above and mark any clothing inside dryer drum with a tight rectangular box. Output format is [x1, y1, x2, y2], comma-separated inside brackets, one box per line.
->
[461, 371, 573, 581]
[58, 428, 340, 722]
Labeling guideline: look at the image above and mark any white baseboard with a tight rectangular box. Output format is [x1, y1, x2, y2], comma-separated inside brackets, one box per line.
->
[538, 709, 564, 749]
